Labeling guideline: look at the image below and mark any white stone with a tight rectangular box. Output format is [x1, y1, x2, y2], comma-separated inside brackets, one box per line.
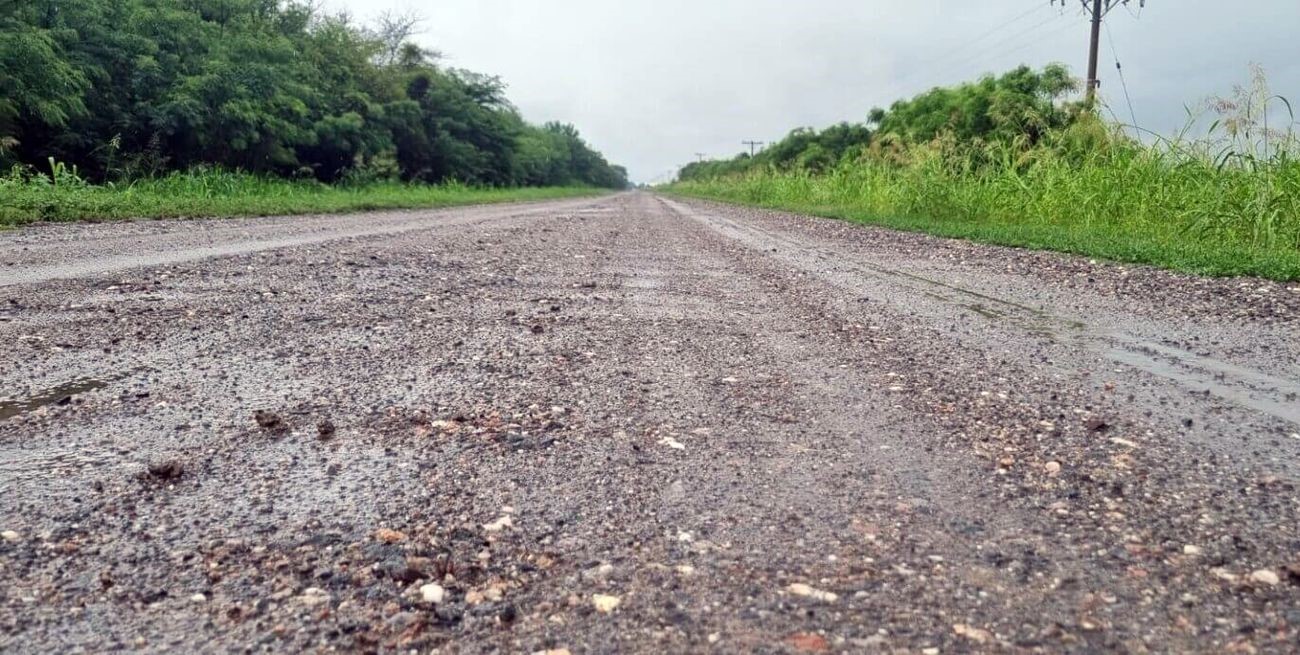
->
[592, 594, 621, 613]
[420, 583, 446, 604]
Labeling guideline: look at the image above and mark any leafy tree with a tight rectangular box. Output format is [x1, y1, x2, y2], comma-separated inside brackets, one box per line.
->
[679, 65, 1081, 182]
[0, 0, 627, 188]
[876, 64, 1077, 145]
[0, 1, 90, 166]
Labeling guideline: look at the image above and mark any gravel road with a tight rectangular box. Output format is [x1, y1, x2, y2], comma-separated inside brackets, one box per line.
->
[2, 192, 1298, 653]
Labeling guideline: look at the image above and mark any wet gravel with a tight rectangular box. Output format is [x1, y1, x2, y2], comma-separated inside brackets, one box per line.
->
[1, 192, 1298, 653]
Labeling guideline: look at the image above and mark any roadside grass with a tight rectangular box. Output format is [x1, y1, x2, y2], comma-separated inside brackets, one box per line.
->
[0, 167, 605, 227]
[667, 136, 1300, 282]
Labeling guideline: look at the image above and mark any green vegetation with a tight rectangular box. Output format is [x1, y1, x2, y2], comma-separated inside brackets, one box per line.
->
[670, 65, 1300, 281]
[1, 0, 626, 224]
[0, 167, 601, 226]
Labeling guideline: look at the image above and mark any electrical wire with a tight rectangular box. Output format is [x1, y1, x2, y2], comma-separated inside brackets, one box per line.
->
[923, 10, 1072, 87]
[1105, 22, 1139, 128]
[997, 15, 1083, 61]
[891, 4, 1056, 91]
[922, 4, 1050, 70]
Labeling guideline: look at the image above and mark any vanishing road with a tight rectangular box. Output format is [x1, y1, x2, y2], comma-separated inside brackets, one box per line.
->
[2, 192, 1299, 653]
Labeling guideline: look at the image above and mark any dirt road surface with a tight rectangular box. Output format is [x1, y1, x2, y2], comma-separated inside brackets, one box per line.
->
[2, 192, 1299, 653]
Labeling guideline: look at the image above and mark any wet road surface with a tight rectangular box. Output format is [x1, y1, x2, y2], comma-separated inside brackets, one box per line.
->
[2, 192, 1299, 653]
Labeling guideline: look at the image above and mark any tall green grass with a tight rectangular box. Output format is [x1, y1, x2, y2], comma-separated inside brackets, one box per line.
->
[670, 142, 1300, 280]
[669, 76, 1300, 281]
[0, 165, 604, 227]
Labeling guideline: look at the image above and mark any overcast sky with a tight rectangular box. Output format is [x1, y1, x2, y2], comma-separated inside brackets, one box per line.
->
[331, 0, 1300, 184]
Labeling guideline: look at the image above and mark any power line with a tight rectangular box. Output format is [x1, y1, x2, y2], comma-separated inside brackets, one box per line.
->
[1105, 23, 1139, 128]
[923, 11, 1071, 87]
[742, 141, 765, 157]
[997, 16, 1084, 61]
[892, 4, 1057, 92]
[920, 4, 1051, 73]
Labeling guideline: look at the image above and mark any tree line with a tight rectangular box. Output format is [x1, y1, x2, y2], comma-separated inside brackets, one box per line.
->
[678, 64, 1079, 181]
[0, 0, 628, 189]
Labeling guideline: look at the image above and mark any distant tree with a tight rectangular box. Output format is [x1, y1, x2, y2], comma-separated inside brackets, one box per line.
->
[680, 65, 1081, 181]
[0, 0, 625, 186]
[877, 64, 1077, 145]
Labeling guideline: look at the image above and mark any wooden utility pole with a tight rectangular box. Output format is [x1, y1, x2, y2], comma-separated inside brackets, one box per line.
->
[1053, 0, 1145, 106]
[742, 141, 765, 157]
[1085, 0, 1103, 104]
[694, 153, 708, 162]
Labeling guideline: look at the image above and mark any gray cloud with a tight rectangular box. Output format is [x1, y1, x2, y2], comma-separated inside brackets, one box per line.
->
[331, 0, 1300, 183]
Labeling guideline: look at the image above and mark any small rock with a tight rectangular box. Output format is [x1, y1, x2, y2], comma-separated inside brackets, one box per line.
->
[420, 583, 446, 604]
[497, 603, 518, 624]
[788, 583, 838, 603]
[253, 410, 289, 434]
[380, 559, 423, 584]
[530, 325, 545, 335]
[190, 593, 207, 603]
[147, 459, 184, 481]
[1, 530, 19, 542]
[298, 588, 330, 607]
[316, 420, 336, 440]
[592, 594, 621, 613]
[659, 436, 686, 450]
[785, 632, 830, 652]
[533, 650, 571, 655]
[1045, 461, 1062, 475]
[430, 419, 460, 433]
[954, 623, 993, 644]
[1085, 416, 1110, 432]
[1249, 569, 1280, 586]
[385, 611, 420, 631]
[1183, 545, 1203, 556]
[374, 528, 406, 544]
[483, 516, 513, 532]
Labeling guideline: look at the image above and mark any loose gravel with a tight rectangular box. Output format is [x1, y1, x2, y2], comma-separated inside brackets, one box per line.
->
[1, 192, 1297, 653]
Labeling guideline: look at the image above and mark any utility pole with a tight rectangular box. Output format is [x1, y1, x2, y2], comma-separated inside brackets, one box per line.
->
[1085, 0, 1103, 104]
[694, 153, 708, 162]
[1053, 0, 1145, 106]
[742, 141, 765, 157]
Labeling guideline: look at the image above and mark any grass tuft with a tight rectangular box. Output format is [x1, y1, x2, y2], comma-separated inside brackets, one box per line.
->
[0, 168, 603, 227]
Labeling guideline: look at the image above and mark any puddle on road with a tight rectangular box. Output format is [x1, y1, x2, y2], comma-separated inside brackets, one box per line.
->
[0, 368, 144, 421]
[0, 377, 111, 420]
[0, 369, 152, 489]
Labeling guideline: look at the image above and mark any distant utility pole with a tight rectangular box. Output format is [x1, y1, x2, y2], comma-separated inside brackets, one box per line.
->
[694, 153, 708, 162]
[1052, 0, 1145, 105]
[742, 141, 765, 157]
